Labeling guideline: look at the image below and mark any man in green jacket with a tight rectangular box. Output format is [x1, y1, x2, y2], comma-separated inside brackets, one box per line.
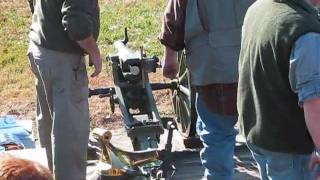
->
[238, 0, 320, 179]
[27, 0, 101, 179]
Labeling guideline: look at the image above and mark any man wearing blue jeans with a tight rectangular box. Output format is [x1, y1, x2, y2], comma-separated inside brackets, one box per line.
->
[238, 0, 320, 179]
[196, 93, 238, 179]
[159, 0, 254, 179]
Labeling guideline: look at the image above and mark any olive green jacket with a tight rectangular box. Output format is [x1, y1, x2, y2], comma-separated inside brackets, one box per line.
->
[29, 0, 100, 54]
[238, 0, 320, 154]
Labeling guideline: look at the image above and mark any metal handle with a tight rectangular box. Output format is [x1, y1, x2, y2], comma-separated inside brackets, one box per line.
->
[88, 88, 114, 97]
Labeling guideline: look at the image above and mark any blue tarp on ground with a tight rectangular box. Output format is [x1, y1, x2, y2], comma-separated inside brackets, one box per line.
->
[0, 116, 35, 151]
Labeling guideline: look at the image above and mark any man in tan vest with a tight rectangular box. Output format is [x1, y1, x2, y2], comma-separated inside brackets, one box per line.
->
[159, 0, 254, 179]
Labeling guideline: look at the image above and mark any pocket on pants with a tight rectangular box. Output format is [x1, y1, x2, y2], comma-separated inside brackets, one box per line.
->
[71, 57, 89, 102]
[27, 53, 38, 75]
[247, 143, 295, 175]
[268, 154, 294, 174]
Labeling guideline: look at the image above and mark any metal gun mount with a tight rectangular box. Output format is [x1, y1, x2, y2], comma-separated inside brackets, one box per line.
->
[89, 29, 197, 150]
[89, 29, 198, 178]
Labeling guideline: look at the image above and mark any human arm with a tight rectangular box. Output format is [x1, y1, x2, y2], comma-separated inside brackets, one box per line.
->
[159, 0, 186, 79]
[304, 99, 320, 150]
[77, 36, 102, 77]
[303, 98, 320, 175]
[158, 0, 187, 51]
[61, 0, 102, 77]
[289, 32, 320, 172]
[163, 46, 178, 79]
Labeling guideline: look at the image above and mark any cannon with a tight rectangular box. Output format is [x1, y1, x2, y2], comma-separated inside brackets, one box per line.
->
[89, 29, 198, 179]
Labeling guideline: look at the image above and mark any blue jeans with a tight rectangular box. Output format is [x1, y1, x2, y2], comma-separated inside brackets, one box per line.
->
[196, 94, 237, 180]
[247, 142, 317, 180]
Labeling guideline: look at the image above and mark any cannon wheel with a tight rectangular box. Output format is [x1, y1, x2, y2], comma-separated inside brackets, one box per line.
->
[172, 51, 197, 140]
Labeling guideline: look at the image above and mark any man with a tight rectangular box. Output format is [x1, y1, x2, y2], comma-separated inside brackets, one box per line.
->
[159, 0, 254, 179]
[238, 0, 320, 179]
[27, 0, 101, 179]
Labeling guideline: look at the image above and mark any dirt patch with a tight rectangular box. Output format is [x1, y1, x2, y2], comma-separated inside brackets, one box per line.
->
[0, 100, 36, 120]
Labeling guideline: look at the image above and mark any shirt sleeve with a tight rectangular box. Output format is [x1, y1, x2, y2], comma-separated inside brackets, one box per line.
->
[158, 0, 187, 51]
[289, 32, 320, 105]
[61, 0, 94, 41]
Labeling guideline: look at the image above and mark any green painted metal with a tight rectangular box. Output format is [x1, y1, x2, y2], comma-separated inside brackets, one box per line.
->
[89, 31, 198, 151]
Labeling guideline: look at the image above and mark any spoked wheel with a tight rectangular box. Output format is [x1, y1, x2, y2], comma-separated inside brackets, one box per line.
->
[172, 51, 197, 140]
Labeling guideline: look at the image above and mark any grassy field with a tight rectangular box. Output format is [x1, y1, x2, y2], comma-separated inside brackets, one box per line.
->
[0, 1, 32, 100]
[0, 0, 167, 104]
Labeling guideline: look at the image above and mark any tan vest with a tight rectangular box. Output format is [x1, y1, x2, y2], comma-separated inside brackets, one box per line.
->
[185, 0, 254, 85]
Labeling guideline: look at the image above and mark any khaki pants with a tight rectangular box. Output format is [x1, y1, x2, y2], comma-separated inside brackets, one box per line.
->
[28, 43, 89, 180]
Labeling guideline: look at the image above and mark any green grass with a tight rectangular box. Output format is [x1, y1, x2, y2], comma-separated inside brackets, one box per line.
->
[0, 6, 32, 100]
[0, 0, 166, 102]
[99, 0, 165, 56]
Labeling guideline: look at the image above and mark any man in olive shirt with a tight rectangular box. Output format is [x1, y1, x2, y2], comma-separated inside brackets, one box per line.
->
[27, 0, 101, 179]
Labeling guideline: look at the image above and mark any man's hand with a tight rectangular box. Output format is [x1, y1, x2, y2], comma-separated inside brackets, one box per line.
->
[162, 46, 178, 79]
[88, 51, 102, 77]
[309, 152, 320, 179]
[77, 36, 102, 77]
